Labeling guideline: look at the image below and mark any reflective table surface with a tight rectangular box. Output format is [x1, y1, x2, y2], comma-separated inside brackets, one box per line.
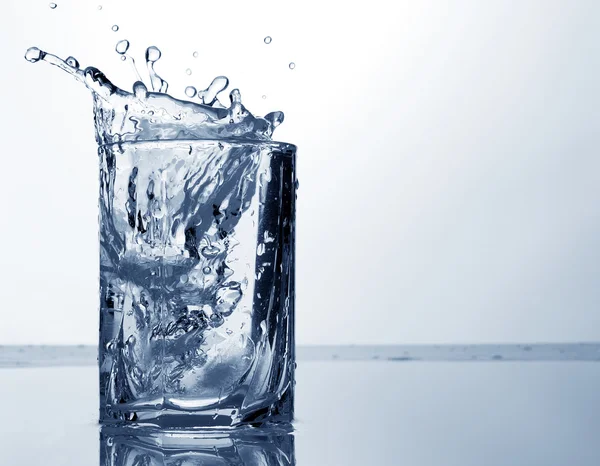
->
[1, 347, 599, 465]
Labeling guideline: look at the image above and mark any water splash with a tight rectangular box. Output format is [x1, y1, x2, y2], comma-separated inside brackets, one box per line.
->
[24, 44, 284, 144]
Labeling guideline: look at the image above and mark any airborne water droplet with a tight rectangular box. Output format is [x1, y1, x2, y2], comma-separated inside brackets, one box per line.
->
[115, 40, 130, 55]
[185, 68, 192, 75]
[24, 47, 44, 63]
[264, 36, 272, 44]
[193, 51, 199, 58]
[49, 3, 57, 9]
[146, 46, 161, 62]
[203, 266, 211, 274]
[289, 62, 296, 69]
[262, 95, 266, 99]
[97, 5, 102, 10]
[112, 25, 119, 32]
[185, 86, 197, 98]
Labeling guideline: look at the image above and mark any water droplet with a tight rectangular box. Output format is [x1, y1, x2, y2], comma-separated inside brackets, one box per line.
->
[185, 68, 192, 75]
[289, 62, 296, 70]
[115, 39, 130, 55]
[257, 243, 266, 256]
[226, 328, 233, 335]
[49, 3, 57, 9]
[133, 81, 148, 98]
[97, 5, 102, 10]
[120, 56, 126, 61]
[185, 86, 197, 98]
[179, 274, 189, 284]
[24, 47, 44, 63]
[126, 335, 136, 346]
[193, 51, 199, 58]
[262, 95, 267, 99]
[264, 36, 272, 44]
[145, 46, 161, 62]
[203, 266, 211, 274]
[112, 25, 119, 32]
[65, 56, 79, 69]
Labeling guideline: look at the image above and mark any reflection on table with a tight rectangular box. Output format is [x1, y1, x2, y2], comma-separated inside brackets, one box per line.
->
[100, 425, 295, 466]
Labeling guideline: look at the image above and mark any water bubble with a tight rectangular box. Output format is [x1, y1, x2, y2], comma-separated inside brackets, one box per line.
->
[185, 86, 197, 98]
[289, 62, 296, 70]
[66, 56, 79, 69]
[185, 68, 192, 75]
[179, 274, 189, 284]
[262, 95, 267, 99]
[49, 3, 57, 9]
[24, 47, 44, 63]
[112, 25, 119, 32]
[115, 39, 130, 55]
[264, 36, 272, 44]
[126, 335, 136, 346]
[120, 56, 126, 61]
[193, 51, 199, 58]
[203, 266, 211, 274]
[97, 5, 102, 10]
[145, 46, 161, 62]
[209, 313, 224, 328]
[214, 282, 242, 316]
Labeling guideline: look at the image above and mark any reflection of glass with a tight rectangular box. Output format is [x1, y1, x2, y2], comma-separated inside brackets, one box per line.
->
[100, 426, 295, 465]
[98, 141, 296, 428]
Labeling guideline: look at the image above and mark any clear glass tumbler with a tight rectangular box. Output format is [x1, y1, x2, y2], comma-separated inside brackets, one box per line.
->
[98, 139, 296, 429]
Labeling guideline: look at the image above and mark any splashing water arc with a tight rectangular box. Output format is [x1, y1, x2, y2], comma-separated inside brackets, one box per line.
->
[23, 45, 285, 145]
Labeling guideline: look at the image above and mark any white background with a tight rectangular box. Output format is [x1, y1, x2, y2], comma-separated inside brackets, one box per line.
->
[0, 0, 599, 345]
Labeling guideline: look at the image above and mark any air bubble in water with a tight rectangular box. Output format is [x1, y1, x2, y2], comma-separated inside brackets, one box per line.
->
[186, 68, 192, 75]
[185, 86, 197, 98]
[115, 40, 130, 55]
[66, 56, 79, 69]
[24, 47, 44, 63]
[264, 36, 272, 44]
[112, 25, 119, 32]
[214, 282, 242, 316]
[49, 3, 57, 9]
[193, 51, 199, 58]
[289, 62, 296, 69]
